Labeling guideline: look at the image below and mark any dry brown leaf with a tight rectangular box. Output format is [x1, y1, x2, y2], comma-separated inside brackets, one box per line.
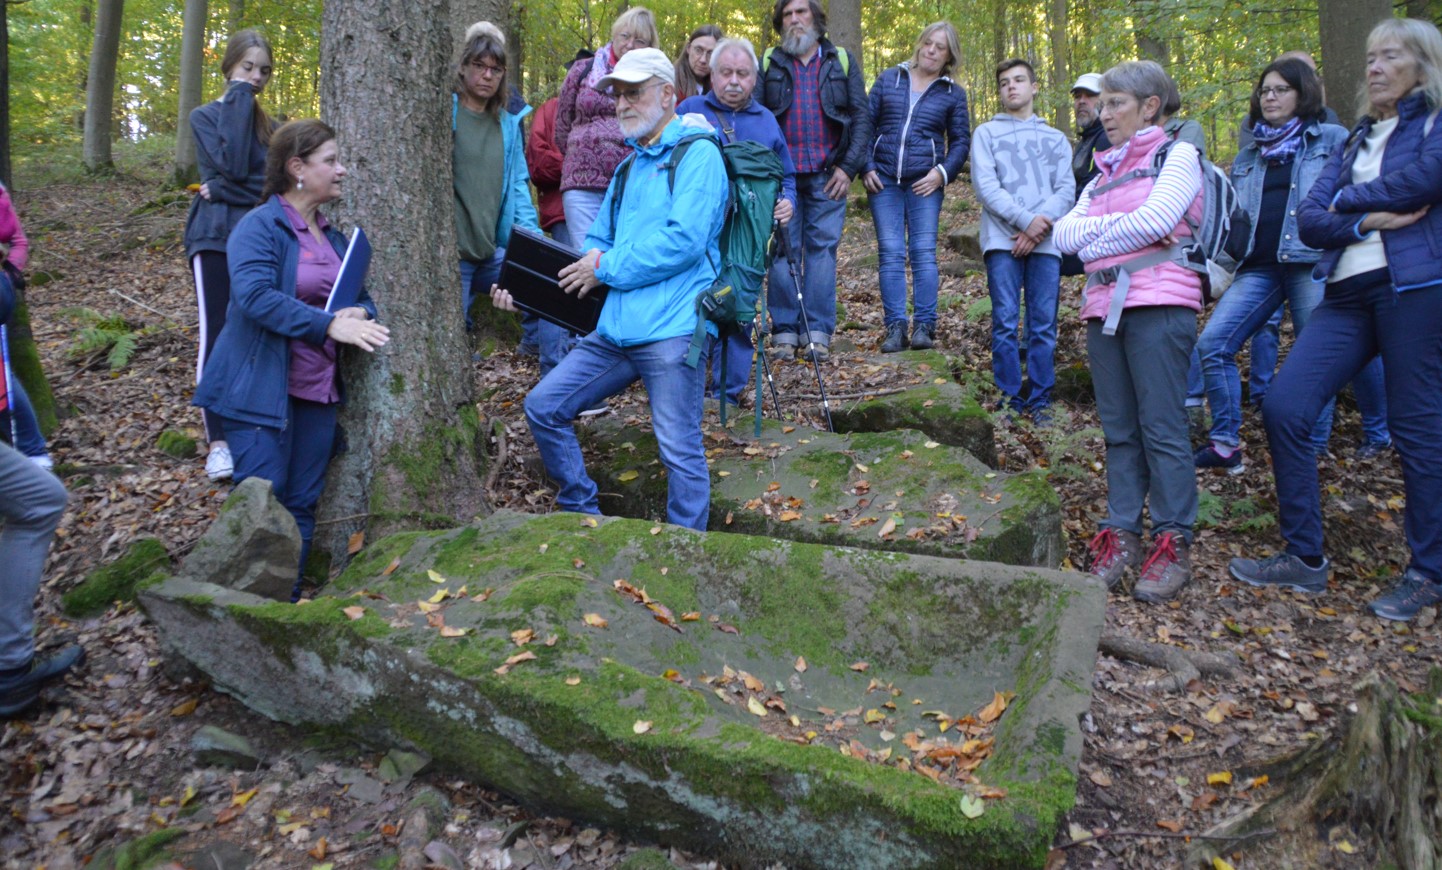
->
[346, 531, 365, 555]
[342, 606, 365, 621]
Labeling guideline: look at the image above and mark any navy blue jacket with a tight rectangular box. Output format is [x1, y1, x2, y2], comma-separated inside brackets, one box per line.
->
[184, 80, 270, 258]
[758, 39, 872, 178]
[1299, 92, 1442, 291]
[193, 196, 376, 427]
[677, 91, 799, 208]
[863, 63, 969, 186]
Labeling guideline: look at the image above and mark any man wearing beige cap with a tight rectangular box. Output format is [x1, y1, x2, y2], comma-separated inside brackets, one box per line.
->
[491, 47, 728, 531]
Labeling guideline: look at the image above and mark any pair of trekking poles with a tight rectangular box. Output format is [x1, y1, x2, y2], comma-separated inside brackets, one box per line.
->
[745, 223, 833, 435]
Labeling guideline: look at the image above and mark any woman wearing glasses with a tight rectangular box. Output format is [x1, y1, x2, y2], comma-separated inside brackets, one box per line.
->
[1193, 58, 1385, 475]
[555, 7, 657, 243]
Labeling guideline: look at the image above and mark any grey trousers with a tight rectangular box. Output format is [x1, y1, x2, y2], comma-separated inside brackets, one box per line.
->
[1086, 306, 1198, 542]
[0, 440, 67, 669]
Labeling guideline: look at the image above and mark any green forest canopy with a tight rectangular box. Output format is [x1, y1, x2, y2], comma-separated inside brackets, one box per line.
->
[12, 0, 1441, 165]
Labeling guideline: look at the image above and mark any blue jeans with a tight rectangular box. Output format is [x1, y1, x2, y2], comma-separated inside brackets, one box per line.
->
[1187, 306, 1280, 405]
[460, 251, 505, 332]
[8, 377, 47, 459]
[0, 441, 67, 669]
[1198, 263, 1389, 449]
[222, 399, 338, 592]
[768, 172, 844, 346]
[525, 333, 708, 530]
[984, 251, 1061, 410]
[1087, 307, 1198, 541]
[562, 190, 605, 247]
[870, 176, 942, 327]
[1264, 274, 1442, 575]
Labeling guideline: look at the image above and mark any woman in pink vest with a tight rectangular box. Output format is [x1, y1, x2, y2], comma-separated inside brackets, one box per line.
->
[1054, 61, 1204, 604]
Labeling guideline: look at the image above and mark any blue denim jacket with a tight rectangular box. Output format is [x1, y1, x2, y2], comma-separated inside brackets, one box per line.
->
[1228, 119, 1347, 266]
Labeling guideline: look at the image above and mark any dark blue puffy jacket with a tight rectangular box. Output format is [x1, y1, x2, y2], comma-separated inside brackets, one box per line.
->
[863, 63, 970, 186]
[1299, 91, 1442, 292]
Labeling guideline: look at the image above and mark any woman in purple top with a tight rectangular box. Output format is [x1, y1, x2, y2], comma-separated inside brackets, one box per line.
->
[554, 6, 657, 243]
[194, 120, 390, 601]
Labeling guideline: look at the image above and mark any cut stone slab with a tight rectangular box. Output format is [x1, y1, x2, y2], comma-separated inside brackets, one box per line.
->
[179, 477, 299, 600]
[139, 509, 1105, 868]
[584, 420, 1062, 569]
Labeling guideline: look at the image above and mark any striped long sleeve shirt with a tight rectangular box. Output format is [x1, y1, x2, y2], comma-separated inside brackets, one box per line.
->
[1053, 138, 1202, 264]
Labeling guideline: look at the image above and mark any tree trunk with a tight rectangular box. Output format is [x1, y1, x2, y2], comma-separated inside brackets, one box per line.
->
[8, 299, 58, 436]
[827, 0, 861, 74]
[82, 0, 125, 173]
[450, 0, 508, 55]
[1318, 0, 1392, 123]
[1190, 670, 1442, 867]
[0, 0, 11, 189]
[227, 0, 244, 31]
[316, 0, 488, 566]
[173, 0, 207, 187]
[1046, 0, 1069, 132]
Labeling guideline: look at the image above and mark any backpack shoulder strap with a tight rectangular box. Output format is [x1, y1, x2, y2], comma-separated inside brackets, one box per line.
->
[608, 152, 638, 227]
[835, 46, 850, 76]
[762, 48, 773, 73]
[451, 92, 458, 132]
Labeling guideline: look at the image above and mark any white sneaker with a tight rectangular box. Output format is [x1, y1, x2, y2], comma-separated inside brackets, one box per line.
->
[205, 445, 234, 481]
[29, 454, 53, 471]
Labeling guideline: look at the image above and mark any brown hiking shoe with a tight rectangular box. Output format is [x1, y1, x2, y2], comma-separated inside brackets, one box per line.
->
[1086, 528, 1142, 590]
[1133, 532, 1191, 603]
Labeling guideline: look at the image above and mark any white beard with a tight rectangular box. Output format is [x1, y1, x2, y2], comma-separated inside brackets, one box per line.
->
[781, 26, 819, 59]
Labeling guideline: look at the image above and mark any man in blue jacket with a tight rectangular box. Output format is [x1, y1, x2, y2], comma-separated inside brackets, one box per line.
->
[759, 0, 870, 363]
[491, 48, 728, 531]
[678, 36, 796, 406]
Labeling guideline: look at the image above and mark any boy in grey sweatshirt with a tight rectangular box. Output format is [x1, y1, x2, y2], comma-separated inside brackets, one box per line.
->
[970, 59, 1074, 422]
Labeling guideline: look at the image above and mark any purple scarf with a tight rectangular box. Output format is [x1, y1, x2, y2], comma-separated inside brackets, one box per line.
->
[1252, 117, 1304, 163]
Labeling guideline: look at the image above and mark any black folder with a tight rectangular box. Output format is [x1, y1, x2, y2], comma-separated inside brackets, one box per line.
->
[498, 227, 609, 335]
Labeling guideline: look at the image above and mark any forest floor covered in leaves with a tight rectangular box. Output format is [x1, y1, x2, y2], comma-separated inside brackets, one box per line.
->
[1, 153, 1435, 869]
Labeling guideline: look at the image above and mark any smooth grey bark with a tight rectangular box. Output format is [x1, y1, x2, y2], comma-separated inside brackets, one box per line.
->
[827, 0, 861, 72]
[316, 0, 488, 566]
[1318, 0, 1393, 122]
[82, 0, 124, 173]
[173, 0, 207, 186]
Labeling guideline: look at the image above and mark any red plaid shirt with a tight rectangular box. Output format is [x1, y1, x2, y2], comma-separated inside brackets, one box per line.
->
[783, 52, 840, 173]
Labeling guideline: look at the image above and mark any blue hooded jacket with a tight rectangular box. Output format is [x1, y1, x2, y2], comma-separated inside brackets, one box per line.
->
[193, 196, 377, 427]
[1299, 91, 1442, 291]
[677, 91, 798, 208]
[584, 117, 728, 347]
[452, 94, 540, 251]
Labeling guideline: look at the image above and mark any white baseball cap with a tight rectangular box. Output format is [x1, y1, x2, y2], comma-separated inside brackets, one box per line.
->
[1070, 73, 1103, 95]
[596, 48, 675, 91]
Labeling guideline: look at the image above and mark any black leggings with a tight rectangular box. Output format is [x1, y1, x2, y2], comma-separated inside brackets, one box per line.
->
[192, 251, 230, 443]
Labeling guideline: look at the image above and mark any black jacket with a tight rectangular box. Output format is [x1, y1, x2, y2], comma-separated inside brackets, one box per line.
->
[183, 80, 271, 258]
[759, 39, 872, 178]
[1071, 118, 1108, 196]
[863, 63, 969, 185]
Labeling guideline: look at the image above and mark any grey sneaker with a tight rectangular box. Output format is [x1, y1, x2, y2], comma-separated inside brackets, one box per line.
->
[880, 322, 908, 354]
[801, 344, 830, 363]
[1229, 553, 1329, 594]
[1086, 528, 1142, 590]
[1369, 569, 1442, 621]
[768, 340, 798, 362]
[0, 645, 86, 717]
[910, 322, 934, 350]
[1133, 532, 1191, 603]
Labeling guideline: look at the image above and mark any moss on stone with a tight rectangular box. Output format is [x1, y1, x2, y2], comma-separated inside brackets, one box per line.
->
[617, 848, 677, 869]
[156, 429, 197, 459]
[87, 826, 187, 870]
[381, 405, 484, 514]
[63, 538, 170, 616]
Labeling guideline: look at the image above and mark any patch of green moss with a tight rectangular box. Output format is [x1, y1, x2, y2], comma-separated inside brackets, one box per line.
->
[333, 530, 431, 590]
[63, 538, 169, 616]
[617, 848, 677, 870]
[88, 827, 187, 870]
[381, 404, 483, 512]
[224, 596, 394, 668]
[389, 373, 405, 395]
[156, 429, 197, 459]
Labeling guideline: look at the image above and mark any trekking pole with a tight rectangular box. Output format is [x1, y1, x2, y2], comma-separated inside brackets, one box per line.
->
[772, 226, 834, 432]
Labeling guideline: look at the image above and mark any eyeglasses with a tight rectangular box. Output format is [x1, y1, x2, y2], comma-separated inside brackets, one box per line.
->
[1257, 85, 1294, 99]
[1099, 97, 1133, 113]
[614, 32, 650, 47]
[613, 82, 663, 103]
[469, 61, 505, 79]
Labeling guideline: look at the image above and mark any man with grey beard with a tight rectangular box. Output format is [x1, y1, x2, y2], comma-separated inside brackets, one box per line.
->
[758, 0, 870, 363]
[490, 48, 728, 531]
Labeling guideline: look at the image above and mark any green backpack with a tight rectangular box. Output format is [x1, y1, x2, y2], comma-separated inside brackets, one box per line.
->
[610, 130, 785, 370]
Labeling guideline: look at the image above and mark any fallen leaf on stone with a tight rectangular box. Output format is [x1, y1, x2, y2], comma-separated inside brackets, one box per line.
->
[681, 612, 701, 622]
[511, 628, 535, 646]
[747, 697, 768, 717]
[877, 517, 897, 538]
[716, 623, 740, 635]
[1245, 774, 1269, 790]
[794, 656, 807, 672]
[1335, 840, 1355, 854]
[171, 698, 198, 717]
[382, 557, 400, 576]
[849, 661, 869, 672]
[959, 795, 984, 818]
[863, 709, 886, 724]
[583, 613, 608, 628]
[1204, 704, 1228, 724]
[978, 691, 1009, 724]
[544, 634, 558, 646]
[924, 441, 940, 449]
[854, 463, 869, 473]
[581, 517, 598, 527]
[661, 669, 684, 683]
[778, 510, 802, 522]
[426, 611, 445, 628]
[1206, 771, 1232, 786]
[308, 836, 328, 860]
[493, 651, 537, 675]
[439, 626, 469, 638]
[1167, 724, 1195, 743]
[342, 606, 365, 621]
[741, 672, 764, 692]
[617, 470, 639, 482]
[565, 676, 581, 686]
[417, 601, 441, 614]
[472, 588, 494, 602]
[1156, 819, 1183, 833]
[1088, 769, 1113, 787]
[346, 531, 365, 555]
[649, 526, 661, 535]
[1213, 858, 1236, 870]
[427, 569, 447, 584]
[231, 788, 258, 807]
[427, 588, 449, 604]
[573, 558, 586, 568]
[633, 720, 652, 734]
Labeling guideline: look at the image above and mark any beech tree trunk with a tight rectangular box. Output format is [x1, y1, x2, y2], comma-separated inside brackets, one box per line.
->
[316, 0, 488, 565]
[1046, 0, 1069, 132]
[1318, 0, 1392, 123]
[827, 0, 861, 74]
[173, 0, 207, 186]
[1191, 671, 1442, 867]
[82, 0, 124, 173]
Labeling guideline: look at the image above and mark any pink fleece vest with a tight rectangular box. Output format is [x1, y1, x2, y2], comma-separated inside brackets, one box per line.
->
[1081, 127, 1205, 322]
